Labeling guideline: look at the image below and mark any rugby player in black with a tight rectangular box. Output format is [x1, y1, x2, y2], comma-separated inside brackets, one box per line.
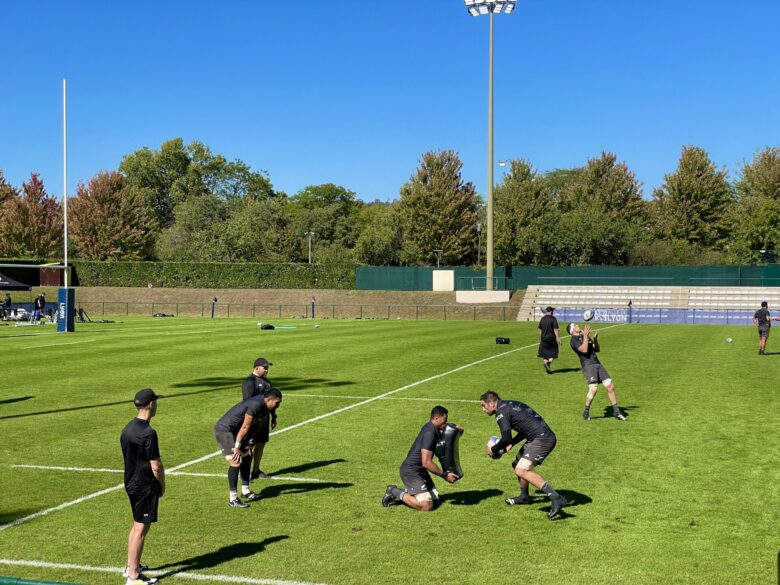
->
[567, 323, 626, 421]
[480, 391, 566, 519]
[752, 301, 777, 355]
[120, 389, 164, 585]
[538, 306, 562, 374]
[382, 405, 460, 511]
[241, 357, 275, 478]
[214, 388, 282, 507]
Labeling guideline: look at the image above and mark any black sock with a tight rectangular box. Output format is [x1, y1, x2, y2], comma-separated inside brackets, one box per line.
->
[390, 486, 405, 499]
[541, 482, 558, 498]
[228, 466, 239, 492]
[239, 456, 252, 484]
[520, 484, 529, 498]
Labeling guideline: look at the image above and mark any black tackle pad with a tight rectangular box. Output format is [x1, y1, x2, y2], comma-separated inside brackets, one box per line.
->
[435, 422, 464, 479]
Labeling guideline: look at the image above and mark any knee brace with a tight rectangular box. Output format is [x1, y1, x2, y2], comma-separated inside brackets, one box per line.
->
[587, 384, 598, 402]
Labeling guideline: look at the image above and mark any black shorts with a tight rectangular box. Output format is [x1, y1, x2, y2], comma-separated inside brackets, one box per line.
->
[582, 363, 611, 384]
[537, 338, 559, 359]
[127, 491, 158, 523]
[399, 467, 437, 497]
[214, 429, 238, 456]
[513, 432, 557, 468]
[249, 418, 270, 445]
[758, 326, 770, 338]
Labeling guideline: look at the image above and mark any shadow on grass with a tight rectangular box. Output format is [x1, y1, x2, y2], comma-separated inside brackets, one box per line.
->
[259, 481, 352, 500]
[549, 367, 580, 374]
[0, 395, 33, 405]
[439, 488, 503, 506]
[536, 489, 592, 520]
[0, 509, 37, 524]
[170, 375, 356, 392]
[154, 535, 288, 577]
[270, 458, 346, 476]
[598, 405, 639, 420]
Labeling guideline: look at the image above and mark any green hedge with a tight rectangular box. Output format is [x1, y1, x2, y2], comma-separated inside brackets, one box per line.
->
[70, 261, 357, 289]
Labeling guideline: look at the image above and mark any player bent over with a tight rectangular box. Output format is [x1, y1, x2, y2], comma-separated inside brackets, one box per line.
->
[382, 405, 460, 511]
[480, 391, 567, 520]
[567, 323, 626, 421]
[213, 388, 282, 507]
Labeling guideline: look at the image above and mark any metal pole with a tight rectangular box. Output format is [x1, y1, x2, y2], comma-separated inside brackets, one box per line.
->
[63, 79, 69, 289]
[486, 11, 494, 291]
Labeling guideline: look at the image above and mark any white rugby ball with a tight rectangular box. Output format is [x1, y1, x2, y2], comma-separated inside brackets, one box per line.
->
[487, 435, 503, 458]
[583, 309, 594, 322]
[726, 337, 732, 343]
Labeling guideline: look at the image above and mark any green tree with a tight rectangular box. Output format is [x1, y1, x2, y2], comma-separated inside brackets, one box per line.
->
[354, 202, 403, 265]
[735, 146, 780, 201]
[398, 150, 480, 266]
[0, 174, 62, 257]
[650, 146, 734, 248]
[155, 195, 228, 261]
[69, 172, 156, 260]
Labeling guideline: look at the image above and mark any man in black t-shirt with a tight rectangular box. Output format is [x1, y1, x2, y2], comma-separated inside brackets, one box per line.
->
[381, 405, 460, 511]
[120, 388, 164, 585]
[567, 323, 626, 421]
[241, 357, 276, 479]
[752, 301, 779, 355]
[480, 391, 566, 519]
[214, 388, 282, 508]
[537, 306, 562, 374]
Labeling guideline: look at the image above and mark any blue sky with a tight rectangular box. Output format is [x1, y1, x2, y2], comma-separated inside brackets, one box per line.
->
[2, 0, 778, 203]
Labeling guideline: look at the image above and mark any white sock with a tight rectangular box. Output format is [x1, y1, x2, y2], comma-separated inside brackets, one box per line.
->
[241, 485, 252, 496]
[229, 490, 238, 501]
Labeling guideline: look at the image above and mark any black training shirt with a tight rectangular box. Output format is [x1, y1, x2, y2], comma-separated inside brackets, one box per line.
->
[570, 334, 601, 367]
[215, 396, 269, 435]
[492, 400, 551, 454]
[538, 315, 559, 340]
[754, 308, 771, 328]
[400, 422, 441, 474]
[120, 418, 161, 495]
[242, 374, 272, 401]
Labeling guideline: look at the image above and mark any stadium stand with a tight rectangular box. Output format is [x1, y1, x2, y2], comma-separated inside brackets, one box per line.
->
[517, 285, 780, 321]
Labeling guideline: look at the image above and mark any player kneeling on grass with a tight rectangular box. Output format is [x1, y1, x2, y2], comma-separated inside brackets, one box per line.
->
[213, 388, 282, 508]
[566, 323, 626, 421]
[382, 405, 461, 511]
[480, 391, 567, 520]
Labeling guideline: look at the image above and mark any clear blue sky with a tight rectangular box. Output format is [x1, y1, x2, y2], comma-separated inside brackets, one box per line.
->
[2, 0, 778, 203]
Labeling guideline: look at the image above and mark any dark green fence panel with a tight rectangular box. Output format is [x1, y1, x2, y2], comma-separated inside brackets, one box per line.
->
[356, 267, 434, 291]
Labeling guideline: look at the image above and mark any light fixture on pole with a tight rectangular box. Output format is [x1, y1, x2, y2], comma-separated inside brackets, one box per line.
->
[304, 231, 315, 264]
[433, 249, 443, 269]
[464, 0, 516, 291]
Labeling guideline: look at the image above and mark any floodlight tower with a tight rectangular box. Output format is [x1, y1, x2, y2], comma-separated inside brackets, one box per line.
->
[464, 0, 516, 291]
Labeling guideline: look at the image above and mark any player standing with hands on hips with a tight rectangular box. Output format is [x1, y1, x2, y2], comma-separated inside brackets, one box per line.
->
[567, 323, 626, 421]
[120, 389, 165, 585]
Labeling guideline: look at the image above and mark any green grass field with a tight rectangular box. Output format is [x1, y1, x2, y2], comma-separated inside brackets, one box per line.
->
[0, 317, 777, 585]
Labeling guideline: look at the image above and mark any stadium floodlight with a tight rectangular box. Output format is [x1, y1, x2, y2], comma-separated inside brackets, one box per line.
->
[462, 0, 516, 291]
[305, 230, 315, 264]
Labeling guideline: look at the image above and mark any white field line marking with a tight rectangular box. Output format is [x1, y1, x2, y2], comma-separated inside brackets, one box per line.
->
[10, 464, 325, 483]
[0, 324, 623, 532]
[286, 394, 481, 403]
[0, 558, 329, 585]
[21, 339, 95, 349]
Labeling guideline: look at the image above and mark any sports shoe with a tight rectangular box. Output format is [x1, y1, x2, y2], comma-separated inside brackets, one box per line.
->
[228, 498, 250, 508]
[382, 485, 396, 507]
[123, 564, 149, 578]
[505, 495, 531, 505]
[547, 493, 568, 520]
[614, 411, 627, 421]
[250, 469, 269, 480]
[543, 362, 552, 374]
[582, 409, 590, 421]
[125, 573, 157, 584]
[242, 491, 262, 502]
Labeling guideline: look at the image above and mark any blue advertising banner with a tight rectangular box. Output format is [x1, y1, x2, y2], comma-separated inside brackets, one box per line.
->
[57, 287, 75, 332]
[545, 307, 756, 326]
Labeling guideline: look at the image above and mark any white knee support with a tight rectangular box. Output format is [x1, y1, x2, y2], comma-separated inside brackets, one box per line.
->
[587, 384, 598, 401]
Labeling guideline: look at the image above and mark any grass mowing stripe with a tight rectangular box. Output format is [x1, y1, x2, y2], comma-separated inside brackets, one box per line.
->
[10, 465, 325, 482]
[0, 558, 329, 585]
[21, 340, 96, 349]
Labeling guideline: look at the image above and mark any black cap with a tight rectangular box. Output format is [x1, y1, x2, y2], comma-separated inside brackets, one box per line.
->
[134, 388, 160, 407]
[545, 306, 555, 313]
[254, 357, 272, 368]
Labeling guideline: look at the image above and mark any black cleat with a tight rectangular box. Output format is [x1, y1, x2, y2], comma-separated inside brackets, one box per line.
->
[547, 494, 568, 519]
[543, 362, 552, 374]
[228, 498, 250, 508]
[382, 485, 397, 507]
[614, 411, 627, 421]
[251, 469, 269, 480]
[505, 495, 532, 505]
[242, 491, 262, 502]
[582, 409, 590, 421]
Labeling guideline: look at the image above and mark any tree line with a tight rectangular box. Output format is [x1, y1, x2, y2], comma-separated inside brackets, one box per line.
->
[1, 138, 779, 267]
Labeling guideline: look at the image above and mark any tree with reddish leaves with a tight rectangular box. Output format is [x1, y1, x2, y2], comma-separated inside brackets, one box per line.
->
[0, 173, 63, 257]
[69, 171, 156, 260]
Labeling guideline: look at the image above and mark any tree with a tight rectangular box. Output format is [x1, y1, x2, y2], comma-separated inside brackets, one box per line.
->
[0, 174, 62, 257]
[354, 202, 403, 265]
[735, 146, 780, 201]
[493, 159, 553, 265]
[120, 138, 276, 228]
[287, 184, 362, 257]
[398, 150, 480, 266]
[69, 171, 157, 260]
[155, 195, 228, 261]
[650, 146, 734, 248]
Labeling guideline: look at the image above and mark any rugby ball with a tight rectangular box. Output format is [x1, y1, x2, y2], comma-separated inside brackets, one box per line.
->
[726, 337, 732, 343]
[487, 435, 503, 459]
[583, 309, 594, 322]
